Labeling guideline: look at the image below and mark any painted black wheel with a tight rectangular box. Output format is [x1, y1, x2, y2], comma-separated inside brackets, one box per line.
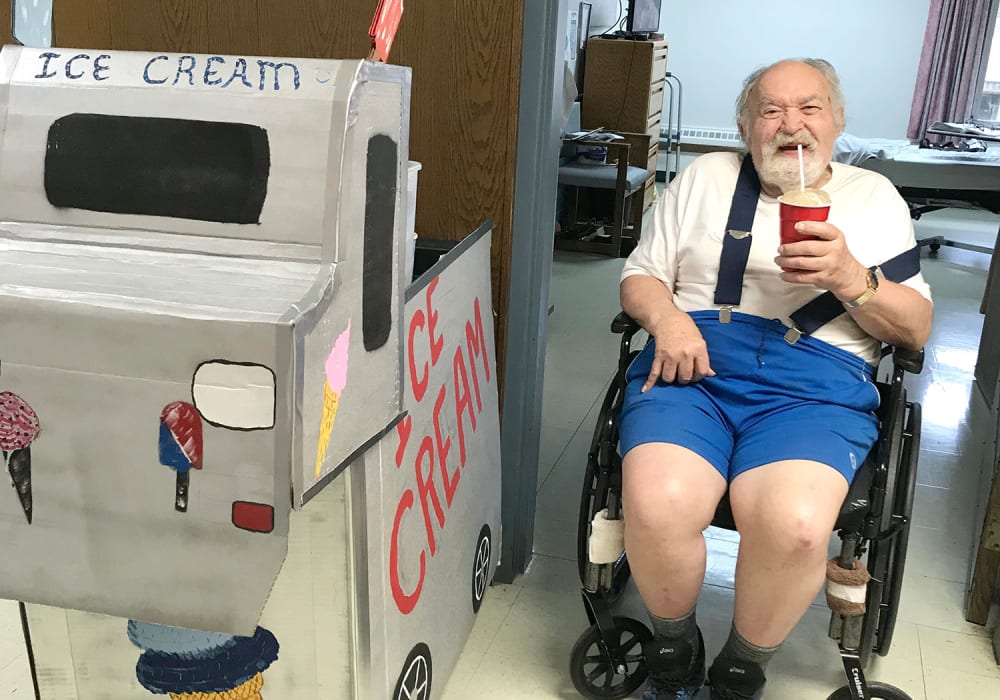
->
[569, 617, 651, 700]
[826, 681, 911, 700]
[393, 642, 432, 700]
[472, 524, 491, 613]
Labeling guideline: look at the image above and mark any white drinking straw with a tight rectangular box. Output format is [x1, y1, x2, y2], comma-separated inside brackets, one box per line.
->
[797, 144, 805, 190]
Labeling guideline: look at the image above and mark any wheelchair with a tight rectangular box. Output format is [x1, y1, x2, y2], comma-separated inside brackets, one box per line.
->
[569, 313, 924, 700]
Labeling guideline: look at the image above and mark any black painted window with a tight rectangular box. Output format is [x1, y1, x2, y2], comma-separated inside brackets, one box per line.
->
[44, 113, 270, 224]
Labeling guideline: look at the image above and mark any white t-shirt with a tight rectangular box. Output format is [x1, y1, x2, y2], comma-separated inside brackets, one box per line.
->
[621, 152, 933, 364]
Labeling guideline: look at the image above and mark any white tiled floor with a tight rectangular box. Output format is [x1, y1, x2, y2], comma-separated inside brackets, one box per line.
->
[441, 207, 1000, 700]
[2, 210, 999, 699]
[0, 601, 32, 697]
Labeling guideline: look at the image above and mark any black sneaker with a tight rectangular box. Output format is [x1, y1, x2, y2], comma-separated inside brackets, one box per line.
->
[707, 656, 766, 700]
[641, 628, 706, 700]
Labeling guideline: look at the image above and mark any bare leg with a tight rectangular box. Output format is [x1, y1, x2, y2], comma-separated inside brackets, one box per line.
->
[728, 460, 848, 647]
[622, 443, 727, 618]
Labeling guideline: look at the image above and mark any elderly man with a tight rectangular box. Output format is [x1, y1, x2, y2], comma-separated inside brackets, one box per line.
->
[619, 59, 933, 700]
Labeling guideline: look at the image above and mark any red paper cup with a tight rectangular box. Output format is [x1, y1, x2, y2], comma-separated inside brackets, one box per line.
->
[779, 200, 830, 245]
[778, 195, 830, 272]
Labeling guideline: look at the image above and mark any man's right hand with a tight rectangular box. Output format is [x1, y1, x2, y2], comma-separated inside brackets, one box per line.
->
[643, 311, 715, 391]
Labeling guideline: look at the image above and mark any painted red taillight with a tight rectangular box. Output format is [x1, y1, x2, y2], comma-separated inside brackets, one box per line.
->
[232, 501, 274, 533]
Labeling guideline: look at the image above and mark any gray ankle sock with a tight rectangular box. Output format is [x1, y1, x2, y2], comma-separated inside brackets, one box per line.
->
[719, 624, 780, 671]
[649, 608, 698, 646]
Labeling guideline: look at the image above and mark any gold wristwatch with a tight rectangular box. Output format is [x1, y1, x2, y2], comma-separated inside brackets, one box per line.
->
[843, 267, 880, 309]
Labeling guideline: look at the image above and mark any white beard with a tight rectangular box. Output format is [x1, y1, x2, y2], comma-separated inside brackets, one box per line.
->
[757, 148, 828, 194]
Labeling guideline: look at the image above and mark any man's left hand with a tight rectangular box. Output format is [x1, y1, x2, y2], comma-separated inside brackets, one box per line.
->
[775, 221, 868, 302]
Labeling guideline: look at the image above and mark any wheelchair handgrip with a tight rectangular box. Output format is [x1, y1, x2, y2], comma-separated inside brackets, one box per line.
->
[611, 312, 641, 335]
[891, 347, 924, 375]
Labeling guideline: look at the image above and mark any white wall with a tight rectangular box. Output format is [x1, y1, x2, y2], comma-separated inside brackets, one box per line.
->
[586, 0, 627, 34]
[657, 1, 932, 139]
[12, 0, 53, 48]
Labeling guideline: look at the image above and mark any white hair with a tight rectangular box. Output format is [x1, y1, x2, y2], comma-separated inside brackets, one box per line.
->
[735, 58, 845, 136]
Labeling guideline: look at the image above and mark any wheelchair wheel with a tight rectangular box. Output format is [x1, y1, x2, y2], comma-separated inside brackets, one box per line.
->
[858, 392, 920, 665]
[875, 401, 921, 657]
[578, 374, 631, 601]
[569, 616, 651, 700]
[825, 681, 912, 700]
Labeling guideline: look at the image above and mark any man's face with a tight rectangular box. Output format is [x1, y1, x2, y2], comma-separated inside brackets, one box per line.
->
[741, 61, 844, 194]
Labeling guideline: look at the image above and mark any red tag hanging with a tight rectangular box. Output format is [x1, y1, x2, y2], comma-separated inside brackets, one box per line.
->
[369, 0, 405, 62]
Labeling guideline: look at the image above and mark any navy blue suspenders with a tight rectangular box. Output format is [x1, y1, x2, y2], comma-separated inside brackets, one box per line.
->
[713, 155, 760, 323]
[714, 155, 921, 341]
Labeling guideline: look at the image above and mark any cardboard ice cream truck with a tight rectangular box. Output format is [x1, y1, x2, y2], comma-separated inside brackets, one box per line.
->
[0, 44, 502, 700]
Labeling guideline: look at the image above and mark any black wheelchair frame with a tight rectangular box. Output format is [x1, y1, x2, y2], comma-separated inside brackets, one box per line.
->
[570, 313, 924, 700]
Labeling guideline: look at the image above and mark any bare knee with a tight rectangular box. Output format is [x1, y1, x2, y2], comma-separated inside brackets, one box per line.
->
[730, 462, 846, 562]
[622, 446, 723, 536]
[624, 477, 709, 535]
[743, 504, 833, 560]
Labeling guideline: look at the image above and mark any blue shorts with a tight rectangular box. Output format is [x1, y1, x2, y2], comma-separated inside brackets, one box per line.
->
[619, 311, 880, 484]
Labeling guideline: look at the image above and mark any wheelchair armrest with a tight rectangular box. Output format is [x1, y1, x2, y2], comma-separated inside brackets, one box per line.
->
[611, 312, 641, 335]
[891, 346, 924, 375]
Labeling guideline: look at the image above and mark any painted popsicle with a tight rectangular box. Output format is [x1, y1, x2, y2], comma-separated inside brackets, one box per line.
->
[159, 401, 203, 512]
[314, 320, 351, 479]
[0, 391, 41, 524]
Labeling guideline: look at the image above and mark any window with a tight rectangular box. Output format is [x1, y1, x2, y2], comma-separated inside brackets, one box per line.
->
[973, 0, 1000, 122]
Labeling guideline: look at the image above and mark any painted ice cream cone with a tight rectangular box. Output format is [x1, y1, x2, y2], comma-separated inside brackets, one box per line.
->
[314, 321, 351, 479]
[130, 622, 279, 700]
[6, 448, 32, 524]
[168, 672, 264, 700]
[0, 391, 41, 525]
[314, 381, 340, 478]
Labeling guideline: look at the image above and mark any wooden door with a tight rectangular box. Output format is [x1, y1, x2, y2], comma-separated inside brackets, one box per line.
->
[2, 0, 13, 45]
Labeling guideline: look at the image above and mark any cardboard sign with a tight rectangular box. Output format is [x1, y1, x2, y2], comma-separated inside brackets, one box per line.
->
[368, 224, 502, 699]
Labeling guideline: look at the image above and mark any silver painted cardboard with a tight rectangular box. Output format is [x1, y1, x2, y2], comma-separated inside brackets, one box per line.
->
[22, 229, 503, 700]
[363, 227, 503, 700]
[0, 45, 408, 635]
[24, 476, 356, 699]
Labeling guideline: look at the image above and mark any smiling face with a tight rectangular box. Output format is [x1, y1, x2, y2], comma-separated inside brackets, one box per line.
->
[740, 61, 844, 196]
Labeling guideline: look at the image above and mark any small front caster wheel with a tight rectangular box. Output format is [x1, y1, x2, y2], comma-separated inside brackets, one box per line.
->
[569, 616, 651, 700]
[826, 681, 912, 700]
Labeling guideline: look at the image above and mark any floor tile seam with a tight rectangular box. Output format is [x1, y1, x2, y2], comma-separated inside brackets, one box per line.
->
[526, 550, 576, 565]
[921, 665, 1000, 683]
[535, 461, 560, 493]
[916, 625, 1000, 681]
[906, 619, 993, 639]
[468, 616, 519, 668]
[902, 569, 970, 586]
[535, 442, 574, 493]
[0, 653, 23, 676]
[446, 645, 490, 689]
[909, 622, 931, 699]
[537, 377, 612, 492]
